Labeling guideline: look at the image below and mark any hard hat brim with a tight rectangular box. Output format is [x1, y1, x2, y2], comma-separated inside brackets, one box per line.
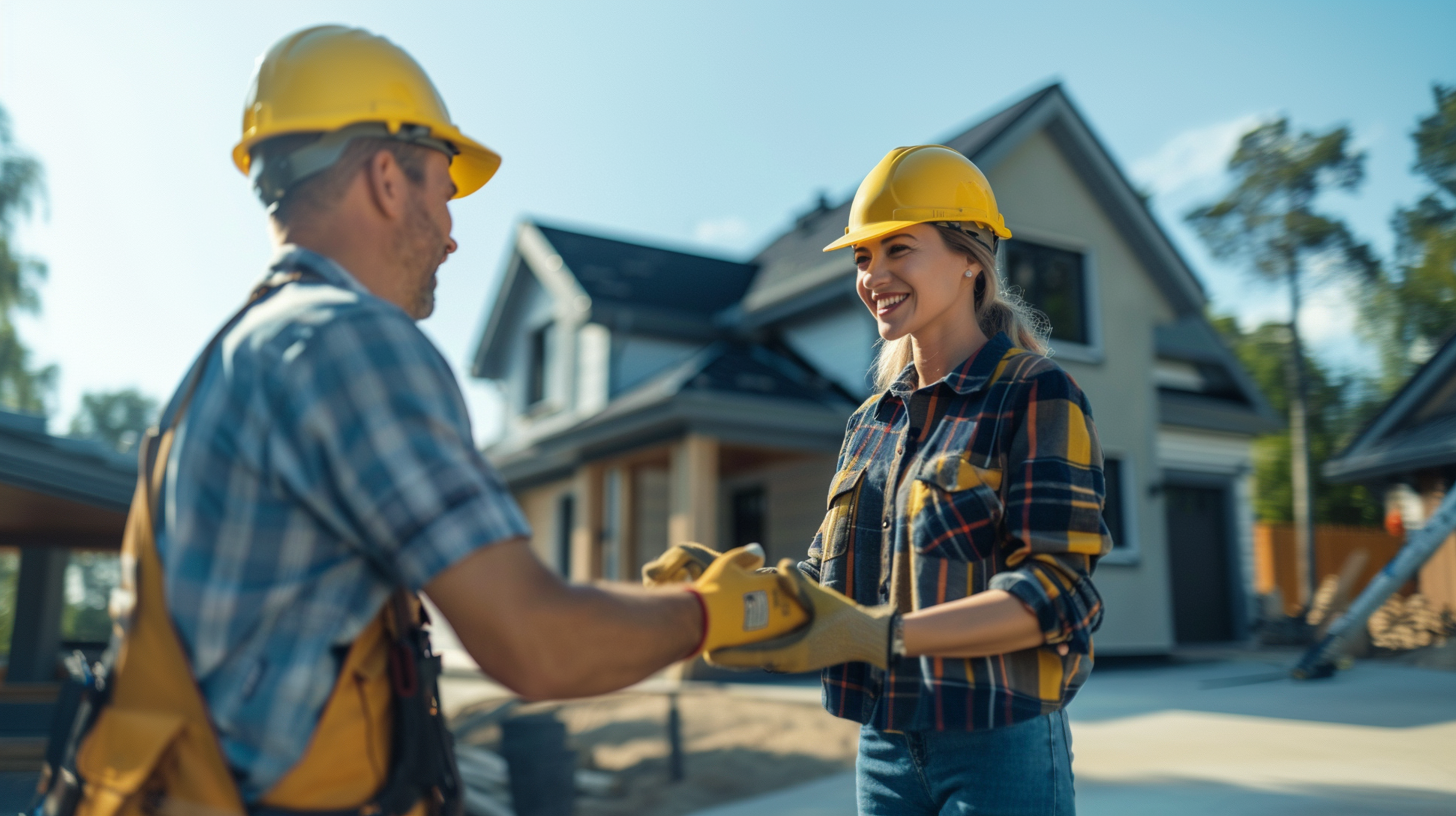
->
[823, 220, 922, 252]
[232, 121, 501, 200]
[822, 216, 1013, 252]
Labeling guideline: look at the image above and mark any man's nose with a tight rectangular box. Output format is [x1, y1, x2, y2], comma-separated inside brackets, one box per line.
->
[445, 236, 459, 256]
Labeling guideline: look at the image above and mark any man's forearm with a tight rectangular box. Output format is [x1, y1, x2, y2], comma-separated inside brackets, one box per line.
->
[511, 582, 702, 699]
[427, 539, 703, 700]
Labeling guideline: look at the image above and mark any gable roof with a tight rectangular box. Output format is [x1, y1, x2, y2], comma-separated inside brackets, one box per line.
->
[472, 221, 758, 378]
[742, 83, 1208, 323]
[1325, 332, 1456, 483]
[536, 224, 757, 317]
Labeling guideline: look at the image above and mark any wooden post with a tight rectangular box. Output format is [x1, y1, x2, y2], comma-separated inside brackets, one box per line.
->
[8, 547, 68, 684]
[669, 434, 719, 550]
[570, 465, 602, 582]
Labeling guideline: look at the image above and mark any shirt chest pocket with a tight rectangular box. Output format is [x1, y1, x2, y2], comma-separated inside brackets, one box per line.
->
[908, 452, 1004, 561]
[816, 465, 867, 564]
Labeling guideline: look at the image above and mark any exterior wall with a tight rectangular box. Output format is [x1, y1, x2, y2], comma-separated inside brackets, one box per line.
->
[634, 466, 671, 576]
[611, 334, 704, 396]
[496, 273, 557, 440]
[514, 477, 574, 571]
[780, 305, 879, 398]
[989, 128, 1179, 652]
[719, 455, 838, 568]
[1158, 427, 1258, 631]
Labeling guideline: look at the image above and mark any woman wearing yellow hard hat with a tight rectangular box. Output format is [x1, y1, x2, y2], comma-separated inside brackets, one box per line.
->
[708, 145, 1110, 814]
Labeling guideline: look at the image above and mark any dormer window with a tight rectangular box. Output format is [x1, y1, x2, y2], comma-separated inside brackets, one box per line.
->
[1005, 240, 1088, 345]
[526, 323, 553, 408]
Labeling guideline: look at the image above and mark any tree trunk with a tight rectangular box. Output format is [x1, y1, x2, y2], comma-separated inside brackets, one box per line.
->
[1287, 264, 1317, 609]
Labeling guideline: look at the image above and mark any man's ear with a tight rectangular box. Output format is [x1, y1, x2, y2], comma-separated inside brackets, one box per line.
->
[363, 149, 408, 221]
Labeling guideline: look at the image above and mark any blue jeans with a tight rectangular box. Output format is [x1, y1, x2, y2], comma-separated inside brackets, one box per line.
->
[856, 710, 1075, 815]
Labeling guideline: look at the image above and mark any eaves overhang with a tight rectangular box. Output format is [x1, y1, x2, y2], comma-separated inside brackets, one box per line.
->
[490, 391, 851, 489]
[1157, 390, 1282, 437]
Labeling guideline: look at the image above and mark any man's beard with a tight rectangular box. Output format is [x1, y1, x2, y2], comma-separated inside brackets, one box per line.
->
[396, 194, 447, 320]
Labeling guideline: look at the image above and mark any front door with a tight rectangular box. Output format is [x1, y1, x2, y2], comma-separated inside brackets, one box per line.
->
[1165, 483, 1235, 643]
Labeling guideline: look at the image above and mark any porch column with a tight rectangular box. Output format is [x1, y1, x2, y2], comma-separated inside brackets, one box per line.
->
[669, 434, 719, 551]
[570, 464, 602, 582]
[7, 547, 68, 683]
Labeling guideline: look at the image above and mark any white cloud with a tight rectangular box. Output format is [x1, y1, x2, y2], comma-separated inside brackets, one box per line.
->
[692, 216, 752, 250]
[1131, 114, 1265, 200]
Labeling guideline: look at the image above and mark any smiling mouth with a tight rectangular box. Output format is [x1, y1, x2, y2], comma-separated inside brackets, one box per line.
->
[874, 292, 909, 317]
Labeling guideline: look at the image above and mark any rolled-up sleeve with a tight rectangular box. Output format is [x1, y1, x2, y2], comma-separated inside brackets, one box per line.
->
[988, 367, 1111, 654]
[273, 307, 531, 590]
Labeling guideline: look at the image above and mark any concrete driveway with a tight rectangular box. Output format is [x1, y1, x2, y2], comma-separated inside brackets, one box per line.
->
[693, 654, 1456, 815]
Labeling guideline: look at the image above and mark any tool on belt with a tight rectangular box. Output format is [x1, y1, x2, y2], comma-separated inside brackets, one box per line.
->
[32, 271, 462, 816]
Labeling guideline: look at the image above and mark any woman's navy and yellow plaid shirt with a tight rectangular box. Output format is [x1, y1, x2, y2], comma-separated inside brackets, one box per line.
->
[799, 331, 1111, 732]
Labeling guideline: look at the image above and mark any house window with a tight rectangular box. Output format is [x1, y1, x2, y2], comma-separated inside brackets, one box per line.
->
[1103, 457, 1126, 549]
[526, 323, 553, 407]
[731, 486, 766, 548]
[1005, 240, 1088, 345]
[556, 493, 574, 578]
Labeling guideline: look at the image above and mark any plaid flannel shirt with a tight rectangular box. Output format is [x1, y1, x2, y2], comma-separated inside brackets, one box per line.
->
[799, 331, 1110, 732]
[153, 246, 531, 797]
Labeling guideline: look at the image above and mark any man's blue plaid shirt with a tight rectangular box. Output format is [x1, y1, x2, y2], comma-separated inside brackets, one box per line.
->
[800, 332, 1110, 732]
[153, 247, 530, 798]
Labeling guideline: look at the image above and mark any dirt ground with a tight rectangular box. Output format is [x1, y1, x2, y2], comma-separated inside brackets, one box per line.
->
[452, 687, 859, 816]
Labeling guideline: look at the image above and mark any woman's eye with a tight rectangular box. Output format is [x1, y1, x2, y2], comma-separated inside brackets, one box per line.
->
[888, 244, 909, 255]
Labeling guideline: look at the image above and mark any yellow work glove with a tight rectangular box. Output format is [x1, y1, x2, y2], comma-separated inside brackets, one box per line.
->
[689, 547, 809, 654]
[706, 561, 898, 672]
[642, 542, 764, 586]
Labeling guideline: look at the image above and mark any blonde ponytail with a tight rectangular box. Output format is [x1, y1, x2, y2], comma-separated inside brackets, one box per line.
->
[871, 224, 1050, 392]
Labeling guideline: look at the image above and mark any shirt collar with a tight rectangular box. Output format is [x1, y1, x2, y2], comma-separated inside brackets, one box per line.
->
[871, 331, 1013, 422]
[267, 244, 373, 298]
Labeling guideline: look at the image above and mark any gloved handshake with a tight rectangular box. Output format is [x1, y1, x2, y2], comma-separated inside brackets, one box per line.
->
[643, 543, 899, 671]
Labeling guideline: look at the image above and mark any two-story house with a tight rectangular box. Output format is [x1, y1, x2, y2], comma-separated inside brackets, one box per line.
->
[470, 84, 1278, 653]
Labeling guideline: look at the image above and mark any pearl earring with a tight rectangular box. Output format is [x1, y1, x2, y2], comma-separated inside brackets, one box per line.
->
[964, 269, 975, 278]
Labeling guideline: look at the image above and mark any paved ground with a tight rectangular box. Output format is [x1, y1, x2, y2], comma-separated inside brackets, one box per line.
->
[7, 655, 1452, 815]
[692, 655, 1456, 815]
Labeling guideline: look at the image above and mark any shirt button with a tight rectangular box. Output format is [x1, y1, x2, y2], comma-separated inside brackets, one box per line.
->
[882, 519, 891, 529]
[896, 446, 905, 455]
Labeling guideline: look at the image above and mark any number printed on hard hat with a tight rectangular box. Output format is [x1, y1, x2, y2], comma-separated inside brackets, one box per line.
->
[743, 591, 769, 631]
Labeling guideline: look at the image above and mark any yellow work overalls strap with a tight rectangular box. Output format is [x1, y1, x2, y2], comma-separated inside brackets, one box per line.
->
[67, 273, 427, 816]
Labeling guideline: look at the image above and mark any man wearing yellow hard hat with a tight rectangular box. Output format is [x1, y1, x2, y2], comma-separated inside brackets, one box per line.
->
[34, 25, 807, 816]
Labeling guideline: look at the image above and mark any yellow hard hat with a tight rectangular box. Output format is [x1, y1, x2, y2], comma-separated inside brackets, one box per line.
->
[823, 145, 1010, 252]
[232, 25, 500, 204]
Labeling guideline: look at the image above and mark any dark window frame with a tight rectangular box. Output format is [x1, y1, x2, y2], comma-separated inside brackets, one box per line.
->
[1003, 239, 1090, 346]
[526, 323, 553, 408]
[730, 485, 767, 549]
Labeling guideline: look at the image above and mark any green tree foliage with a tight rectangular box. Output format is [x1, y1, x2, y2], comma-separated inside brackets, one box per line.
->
[61, 551, 119, 644]
[1187, 119, 1380, 602]
[1365, 85, 1456, 389]
[1212, 316, 1383, 526]
[0, 550, 16, 658]
[69, 388, 159, 454]
[0, 103, 54, 414]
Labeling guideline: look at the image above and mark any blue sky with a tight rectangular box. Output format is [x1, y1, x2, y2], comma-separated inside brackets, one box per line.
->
[1, 0, 1452, 440]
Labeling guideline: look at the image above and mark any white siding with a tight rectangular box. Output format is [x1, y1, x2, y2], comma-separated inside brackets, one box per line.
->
[782, 305, 878, 398]
[576, 323, 611, 415]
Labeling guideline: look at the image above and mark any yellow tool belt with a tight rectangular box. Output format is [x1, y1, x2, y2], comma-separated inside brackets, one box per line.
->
[36, 273, 457, 816]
